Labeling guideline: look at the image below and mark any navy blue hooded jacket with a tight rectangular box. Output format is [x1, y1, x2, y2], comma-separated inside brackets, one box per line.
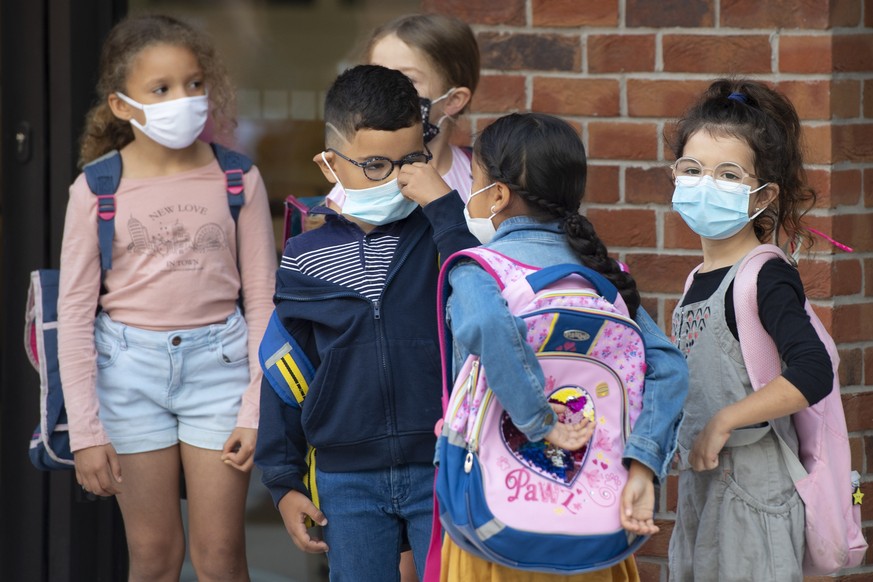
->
[255, 192, 477, 505]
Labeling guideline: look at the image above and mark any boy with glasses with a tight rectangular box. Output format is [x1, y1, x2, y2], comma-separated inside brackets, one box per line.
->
[254, 65, 476, 581]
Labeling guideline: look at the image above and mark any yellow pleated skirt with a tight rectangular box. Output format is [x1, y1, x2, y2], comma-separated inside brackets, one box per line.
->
[439, 535, 640, 582]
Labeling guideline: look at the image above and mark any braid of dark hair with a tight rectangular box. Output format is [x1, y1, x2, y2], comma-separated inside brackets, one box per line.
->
[562, 213, 640, 318]
[508, 183, 641, 318]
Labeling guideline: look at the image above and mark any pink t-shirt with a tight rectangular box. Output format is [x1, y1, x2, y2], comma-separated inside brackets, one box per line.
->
[325, 145, 473, 207]
[58, 158, 277, 451]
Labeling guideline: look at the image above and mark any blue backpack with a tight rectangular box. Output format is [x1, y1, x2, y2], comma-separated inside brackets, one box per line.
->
[25, 144, 252, 471]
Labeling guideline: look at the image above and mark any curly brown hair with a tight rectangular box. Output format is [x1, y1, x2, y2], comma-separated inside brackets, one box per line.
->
[79, 14, 236, 166]
[670, 79, 817, 250]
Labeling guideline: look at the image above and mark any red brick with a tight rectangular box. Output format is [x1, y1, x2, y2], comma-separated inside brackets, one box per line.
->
[866, 169, 873, 208]
[665, 473, 679, 513]
[663, 35, 772, 74]
[828, 211, 873, 254]
[801, 124, 832, 165]
[810, 303, 833, 332]
[664, 212, 701, 250]
[849, 435, 864, 473]
[422, 0, 525, 25]
[776, 80, 831, 121]
[833, 33, 873, 72]
[639, 296, 659, 322]
[625, 166, 673, 204]
[867, 258, 873, 297]
[626, 253, 703, 294]
[865, 80, 873, 119]
[833, 302, 873, 343]
[586, 164, 620, 204]
[471, 75, 526, 114]
[532, 77, 620, 117]
[832, 258, 864, 295]
[807, 168, 831, 208]
[636, 520, 673, 557]
[532, 0, 618, 27]
[868, 0, 873, 27]
[450, 118, 472, 149]
[627, 79, 711, 118]
[721, 0, 831, 29]
[865, 346, 873, 384]
[838, 347, 864, 386]
[627, 0, 713, 27]
[478, 32, 581, 72]
[588, 121, 659, 160]
[664, 298, 681, 330]
[832, 0, 864, 26]
[844, 391, 873, 433]
[797, 259, 833, 299]
[830, 168, 863, 207]
[779, 35, 832, 74]
[586, 208, 657, 248]
[833, 123, 873, 163]
[636, 560, 664, 582]
[832, 79, 862, 119]
[588, 34, 655, 74]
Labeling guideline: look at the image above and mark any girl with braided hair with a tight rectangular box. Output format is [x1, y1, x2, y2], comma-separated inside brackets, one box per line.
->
[436, 112, 688, 581]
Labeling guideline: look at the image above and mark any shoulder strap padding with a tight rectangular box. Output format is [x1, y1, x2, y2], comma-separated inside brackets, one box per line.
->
[83, 150, 122, 270]
[211, 143, 253, 224]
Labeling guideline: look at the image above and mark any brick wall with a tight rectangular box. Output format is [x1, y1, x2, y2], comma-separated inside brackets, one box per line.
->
[423, 0, 873, 579]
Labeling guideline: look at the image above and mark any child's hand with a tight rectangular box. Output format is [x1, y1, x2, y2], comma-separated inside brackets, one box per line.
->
[74, 443, 122, 497]
[690, 412, 731, 472]
[544, 403, 594, 451]
[619, 462, 659, 536]
[278, 490, 329, 553]
[221, 427, 257, 473]
[397, 162, 452, 206]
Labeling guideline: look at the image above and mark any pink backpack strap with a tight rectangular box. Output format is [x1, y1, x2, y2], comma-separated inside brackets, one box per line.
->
[733, 244, 788, 390]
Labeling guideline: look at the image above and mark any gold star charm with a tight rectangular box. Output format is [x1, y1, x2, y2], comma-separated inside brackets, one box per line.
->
[852, 487, 864, 506]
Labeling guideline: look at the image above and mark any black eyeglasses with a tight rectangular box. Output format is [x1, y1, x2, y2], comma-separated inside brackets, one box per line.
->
[327, 146, 432, 181]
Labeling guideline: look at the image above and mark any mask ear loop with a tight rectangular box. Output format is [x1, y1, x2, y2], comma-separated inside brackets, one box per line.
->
[321, 151, 344, 189]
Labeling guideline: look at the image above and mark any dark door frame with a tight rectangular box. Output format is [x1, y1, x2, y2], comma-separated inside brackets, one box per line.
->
[1, 1, 128, 580]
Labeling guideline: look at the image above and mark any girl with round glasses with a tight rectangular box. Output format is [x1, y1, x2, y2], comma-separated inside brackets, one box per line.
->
[667, 79, 834, 581]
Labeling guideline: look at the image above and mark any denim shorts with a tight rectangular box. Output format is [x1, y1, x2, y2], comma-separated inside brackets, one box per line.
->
[94, 309, 251, 454]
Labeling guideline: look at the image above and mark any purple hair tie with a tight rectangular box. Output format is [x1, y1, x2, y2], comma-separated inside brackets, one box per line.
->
[728, 92, 748, 104]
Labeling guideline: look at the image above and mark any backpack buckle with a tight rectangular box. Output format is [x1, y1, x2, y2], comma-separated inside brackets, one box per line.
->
[225, 169, 244, 196]
[96, 194, 116, 220]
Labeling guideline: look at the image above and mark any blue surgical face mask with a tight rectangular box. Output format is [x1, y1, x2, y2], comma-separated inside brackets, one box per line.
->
[321, 152, 417, 225]
[672, 175, 769, 240]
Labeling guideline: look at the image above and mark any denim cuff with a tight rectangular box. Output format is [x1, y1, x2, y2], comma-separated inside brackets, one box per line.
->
[515, 405, 558, 443]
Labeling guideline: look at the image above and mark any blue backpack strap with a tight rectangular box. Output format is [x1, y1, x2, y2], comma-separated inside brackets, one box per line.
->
[259, 311, 315, 408]
[83, 150, 122, 271]
[210, 142, 253, 223]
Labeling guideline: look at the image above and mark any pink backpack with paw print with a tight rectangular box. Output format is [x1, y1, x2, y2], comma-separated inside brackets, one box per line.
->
[431, 248, 648, 574]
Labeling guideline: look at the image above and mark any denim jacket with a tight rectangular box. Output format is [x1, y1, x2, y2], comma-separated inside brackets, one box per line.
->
[446, 216, 687, 482]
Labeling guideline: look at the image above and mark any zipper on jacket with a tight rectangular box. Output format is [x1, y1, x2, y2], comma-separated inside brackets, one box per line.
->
[373, 299, 381, 320]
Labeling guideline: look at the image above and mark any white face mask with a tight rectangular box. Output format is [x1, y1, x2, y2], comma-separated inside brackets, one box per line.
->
[116, 92, 209, 149]
[464, 182, 497, 244]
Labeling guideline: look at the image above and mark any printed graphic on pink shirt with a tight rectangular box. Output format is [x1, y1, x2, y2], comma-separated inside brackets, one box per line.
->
[126, 203, 228, 272]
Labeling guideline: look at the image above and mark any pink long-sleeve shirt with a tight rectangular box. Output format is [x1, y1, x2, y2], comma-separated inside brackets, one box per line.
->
[58, 158, 277, 452]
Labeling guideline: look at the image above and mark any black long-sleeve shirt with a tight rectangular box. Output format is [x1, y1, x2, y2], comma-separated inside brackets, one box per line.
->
[681, 258, 833, 405]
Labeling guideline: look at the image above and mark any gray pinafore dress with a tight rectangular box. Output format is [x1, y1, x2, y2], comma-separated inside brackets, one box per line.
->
[668, 261, 805, 582]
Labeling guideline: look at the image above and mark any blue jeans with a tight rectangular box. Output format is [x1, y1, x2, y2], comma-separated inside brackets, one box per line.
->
[315, 463, 435, 582]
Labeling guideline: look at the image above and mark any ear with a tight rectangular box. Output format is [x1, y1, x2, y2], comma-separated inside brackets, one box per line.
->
[444, 86, 472, 116]
[757, 183, 779, 210]
[313, 151, 338, 184]
[490, 181, 513, 214]
[107, 93, 134, 121]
